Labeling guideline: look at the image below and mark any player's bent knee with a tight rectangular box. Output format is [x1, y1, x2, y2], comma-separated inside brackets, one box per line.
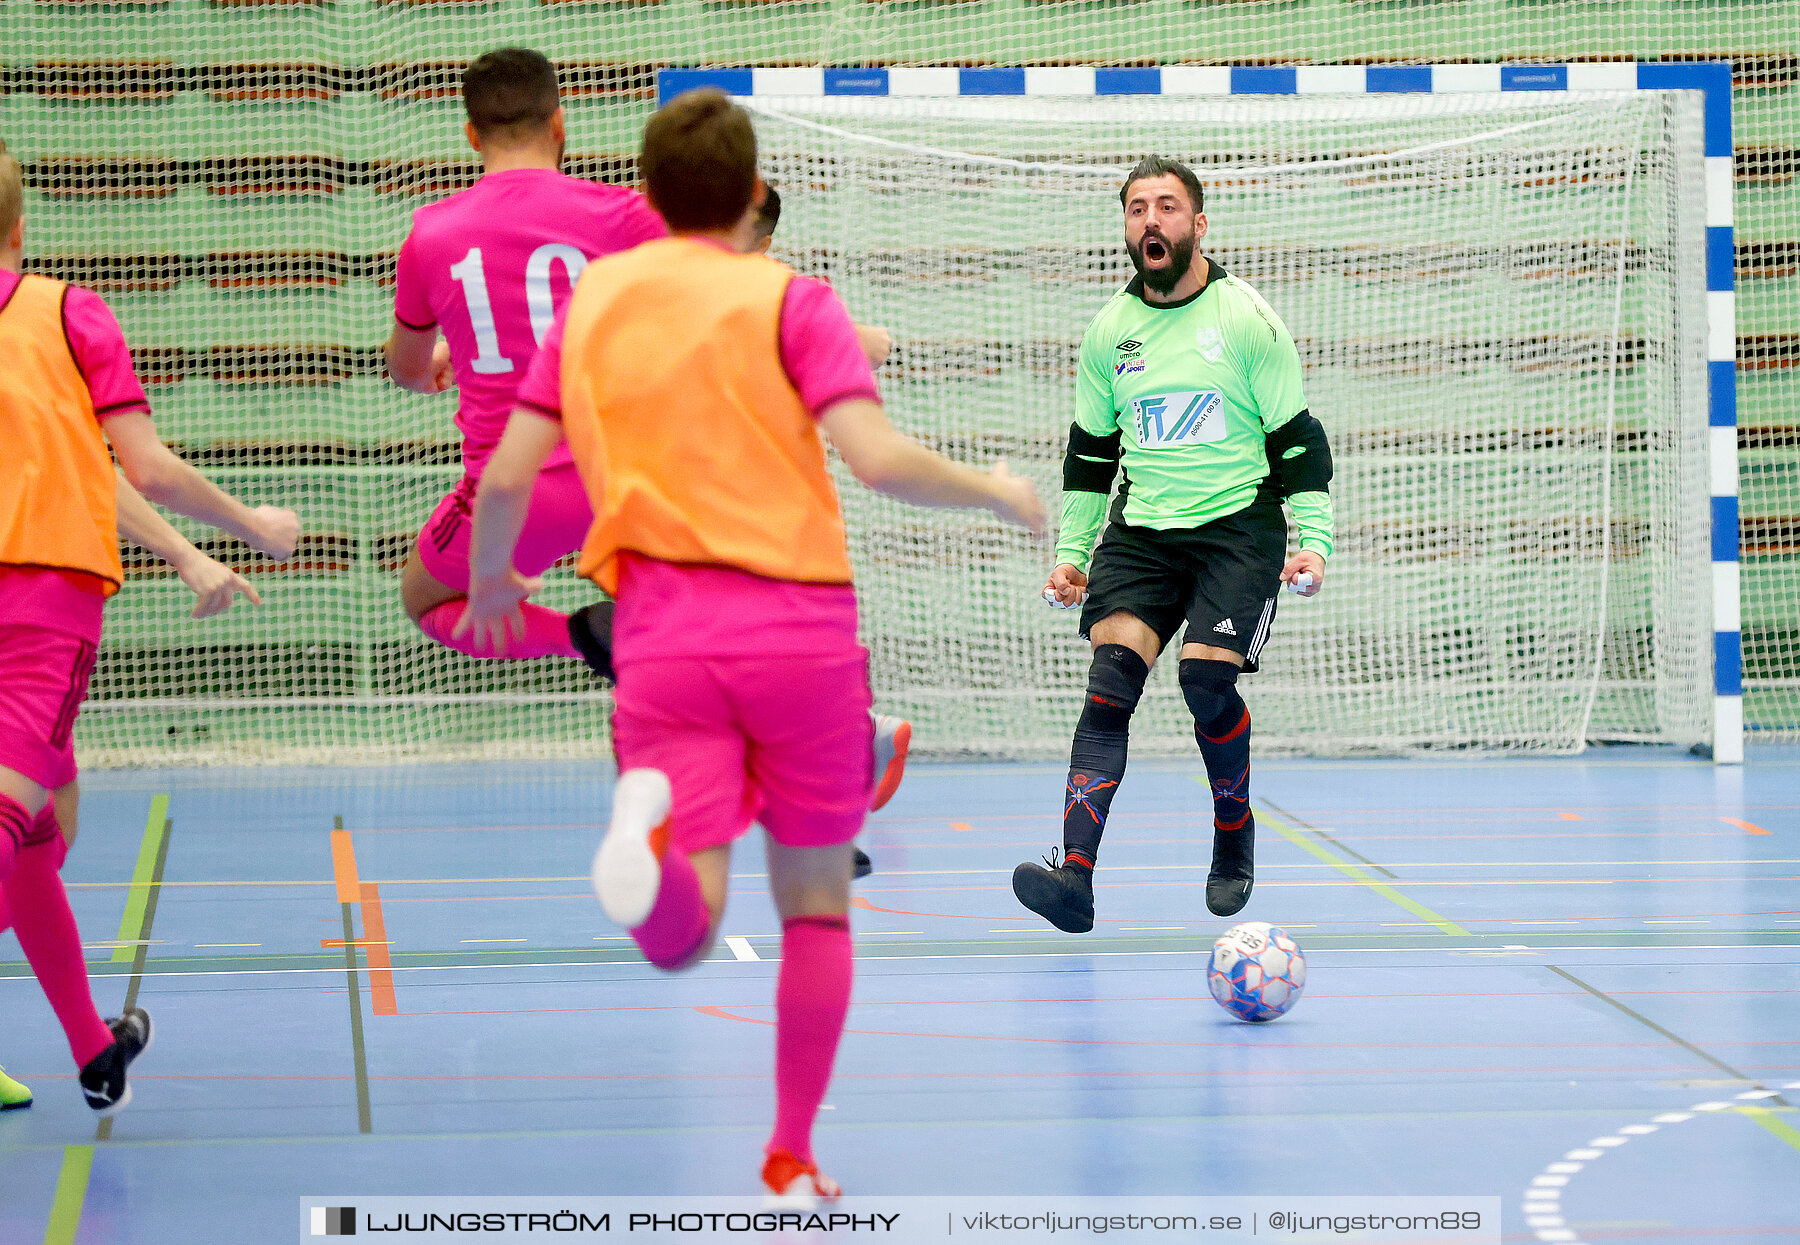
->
[51, 781, 79, 848]
[658, 923, 720, 973]
[1178, 658, 1240, 726]
[1084, 645, 1152, 733]
[399, 552, 460, 624]
[1088, 611, 1158, 663]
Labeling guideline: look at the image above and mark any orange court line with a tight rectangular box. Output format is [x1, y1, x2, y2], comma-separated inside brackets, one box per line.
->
[330, 829, 361, 905]
[1724, 817, 1773, 836]
[950, 822, 974, 832]
[360, 882, 398, 1016]
[1560, 813, 1584, 821]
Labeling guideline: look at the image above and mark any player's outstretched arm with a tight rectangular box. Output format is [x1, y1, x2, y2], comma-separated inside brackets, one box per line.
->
[105, 412, 300, 560]
[460, 408, 567, 654]
[854, 324, 893, 370]
[114, 475, 264, 619]
[385, 324, 454, 394]
[820, 398, 1046, 534]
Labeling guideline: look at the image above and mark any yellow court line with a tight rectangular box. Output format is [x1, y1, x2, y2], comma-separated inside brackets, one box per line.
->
[1246, 802, 1472, 937]
[112, 795, 170, 964]
[42, 1144, 92, 1245]
[1738, 1105, 1800, 1153]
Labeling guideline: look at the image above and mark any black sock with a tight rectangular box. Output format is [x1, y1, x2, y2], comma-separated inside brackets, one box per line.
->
[1063, 644, 1150, 869]
[1180, 659, 1252, 831]
[567, 600, 617, 681]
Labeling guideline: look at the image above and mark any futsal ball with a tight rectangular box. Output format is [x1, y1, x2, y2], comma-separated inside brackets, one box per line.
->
[1208, 922, 1307, 1023]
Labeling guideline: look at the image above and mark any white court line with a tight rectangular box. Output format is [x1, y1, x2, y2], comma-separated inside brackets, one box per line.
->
[724, 937, 760, 962]
[3, 941, 1795, 985]
[1520, 1084, 1800, 1242]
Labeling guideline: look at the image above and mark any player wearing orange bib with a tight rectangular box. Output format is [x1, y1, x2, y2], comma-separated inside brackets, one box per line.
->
[461, 91, 1044, 1199]
[0, 139, 299, 1113]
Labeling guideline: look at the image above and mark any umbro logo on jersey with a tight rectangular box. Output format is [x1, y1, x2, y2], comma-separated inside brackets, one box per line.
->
[1212, 618, 1237, 636]
[1116, 339, 1142, 353]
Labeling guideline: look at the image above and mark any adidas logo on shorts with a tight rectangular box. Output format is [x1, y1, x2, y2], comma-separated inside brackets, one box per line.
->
[1213, 618, 1237, 636]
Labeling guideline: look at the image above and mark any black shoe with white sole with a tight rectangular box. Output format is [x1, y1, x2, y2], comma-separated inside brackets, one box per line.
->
[79, 1007, 152, 1117]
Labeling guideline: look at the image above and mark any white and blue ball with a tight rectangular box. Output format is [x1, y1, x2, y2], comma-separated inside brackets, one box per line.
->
[1208, 921, 1307, 1023]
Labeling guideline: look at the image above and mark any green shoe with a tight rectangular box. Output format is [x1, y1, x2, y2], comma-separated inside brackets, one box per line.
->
[0, 1066, 32, 1111]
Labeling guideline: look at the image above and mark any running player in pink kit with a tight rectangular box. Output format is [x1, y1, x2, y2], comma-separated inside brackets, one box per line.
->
[0, 137, 301, 1114]
[385, 50, 914, 846]
[384, 48, 665, 663]
[460, 90, 1046, 1199]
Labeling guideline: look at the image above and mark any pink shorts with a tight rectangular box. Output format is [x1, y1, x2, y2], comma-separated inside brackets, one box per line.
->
[0, 624, 98, 792]
[612, 653, 874, 853]
[416, 461, 593, 592]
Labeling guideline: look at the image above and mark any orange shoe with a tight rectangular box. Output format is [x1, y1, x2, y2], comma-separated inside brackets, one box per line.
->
[762, 1149, 843, 1204]
[869, 715, 911, 812]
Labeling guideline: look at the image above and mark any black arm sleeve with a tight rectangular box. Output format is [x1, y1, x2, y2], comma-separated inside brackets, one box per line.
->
[1263, 410, 1333, 497]
[1063, 422, 1123, 494]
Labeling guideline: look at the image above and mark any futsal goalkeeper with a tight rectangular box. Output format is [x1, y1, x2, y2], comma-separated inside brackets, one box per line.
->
[1015, 156, 1334, 931]
[461, 88, 1044, 1197]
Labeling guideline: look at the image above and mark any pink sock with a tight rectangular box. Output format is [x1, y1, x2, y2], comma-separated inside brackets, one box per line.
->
[629, 849, 711, 969]
[417, 599, 579, 661]
[1, 810, 69, 935]
[766, 914, 853, 1164]
[8, 835, 112, 1068]
[0, 792, 25, 879]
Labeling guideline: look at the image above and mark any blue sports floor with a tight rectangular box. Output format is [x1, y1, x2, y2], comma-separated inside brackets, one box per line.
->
[1, 750, 1797, 1243]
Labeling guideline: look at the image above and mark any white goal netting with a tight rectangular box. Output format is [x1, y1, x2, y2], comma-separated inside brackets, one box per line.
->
[30, 77, 1712, 761]
[748, 89, 1712, 756]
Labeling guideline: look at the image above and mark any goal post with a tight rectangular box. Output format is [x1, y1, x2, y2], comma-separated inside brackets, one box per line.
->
[661, 62, 1738, 760]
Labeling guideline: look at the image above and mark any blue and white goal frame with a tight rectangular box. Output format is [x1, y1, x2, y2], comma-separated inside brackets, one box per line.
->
[660, 63, 1742, 763]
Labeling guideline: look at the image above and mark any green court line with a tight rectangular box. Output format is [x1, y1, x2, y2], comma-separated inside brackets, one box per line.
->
[343, 902, 373, 1135]
[112, 795, 170, 964]
[97, 809, 175, 1143]
[41, 1144, 92, 1245]
[1243, 798, 1471, 937]
[8, 928, 1800, 982]
[1740, 1105, 1800, 1153]
[0, 1103, 1735, 1159]
[1546, 965, 1764, 1087]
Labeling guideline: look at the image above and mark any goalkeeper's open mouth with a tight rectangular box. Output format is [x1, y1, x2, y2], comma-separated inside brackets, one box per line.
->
[1141, 234, 1170, 264]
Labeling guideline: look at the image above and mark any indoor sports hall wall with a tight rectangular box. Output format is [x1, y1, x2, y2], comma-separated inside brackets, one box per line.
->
[1, 0, 1794, 761]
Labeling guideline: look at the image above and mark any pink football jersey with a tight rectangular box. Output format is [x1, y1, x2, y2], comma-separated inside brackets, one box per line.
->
[393, 167, 667, 475]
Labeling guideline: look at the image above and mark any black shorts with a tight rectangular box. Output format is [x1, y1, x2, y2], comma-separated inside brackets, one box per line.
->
[1079, 501, 1286, 671]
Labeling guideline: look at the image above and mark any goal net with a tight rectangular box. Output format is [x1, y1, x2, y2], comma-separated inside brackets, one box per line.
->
[56, 81, 1712, 761]
[747, 88, 1713, 756]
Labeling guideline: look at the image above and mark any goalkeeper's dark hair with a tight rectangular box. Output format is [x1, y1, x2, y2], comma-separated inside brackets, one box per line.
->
[463, 48, 561, 142]
[1120, 155, 1204, 214]
[752, 182, 781, 243]
[639, 88, 758, 233]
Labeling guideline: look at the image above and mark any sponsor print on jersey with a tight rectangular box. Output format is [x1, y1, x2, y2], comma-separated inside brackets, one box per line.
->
[1130, 390, 1225, 448]
[1196, 326, 1225, 363]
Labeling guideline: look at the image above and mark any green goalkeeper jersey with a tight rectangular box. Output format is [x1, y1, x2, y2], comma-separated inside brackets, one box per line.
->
[1055, 258, 1335, 571]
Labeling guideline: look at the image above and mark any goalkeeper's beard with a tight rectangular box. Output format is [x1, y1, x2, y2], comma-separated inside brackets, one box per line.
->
[1126, 229, 1195, 296]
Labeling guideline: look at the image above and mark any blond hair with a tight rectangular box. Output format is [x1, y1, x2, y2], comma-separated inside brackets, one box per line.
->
[0, 138, 22, 239]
